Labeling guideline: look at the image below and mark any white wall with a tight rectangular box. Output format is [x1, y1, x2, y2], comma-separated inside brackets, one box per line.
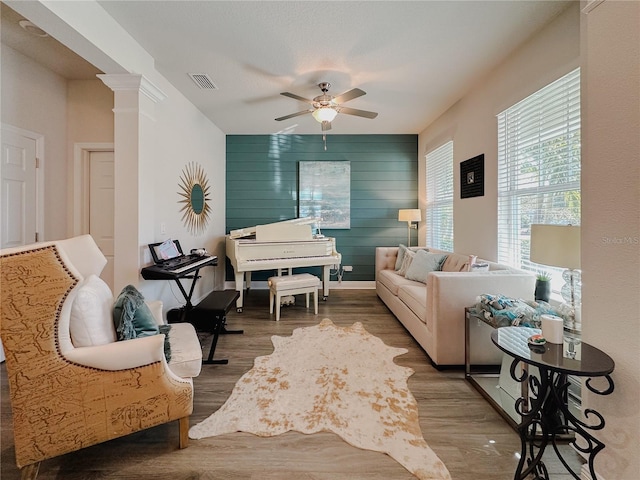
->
[418, 4, 580, 260]
[137, 80, 227, 307]
[2, 1, 227, 313]
[581, 1, 640, 478]
[67, 79, 114, 142]
[1, 45, 68, 241]
[419, 1, 640, 478]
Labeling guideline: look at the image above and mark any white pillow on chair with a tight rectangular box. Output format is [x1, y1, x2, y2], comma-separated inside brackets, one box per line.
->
[70, 274, 117, 347]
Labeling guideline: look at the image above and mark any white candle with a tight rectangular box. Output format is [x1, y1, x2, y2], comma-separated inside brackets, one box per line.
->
[541, 314, 564, 344]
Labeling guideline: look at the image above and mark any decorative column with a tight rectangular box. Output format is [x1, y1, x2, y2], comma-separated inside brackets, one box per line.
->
[97, 74, 166, 292]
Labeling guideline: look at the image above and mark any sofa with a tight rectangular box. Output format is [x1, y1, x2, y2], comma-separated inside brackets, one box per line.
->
[375, 245, 535, 367]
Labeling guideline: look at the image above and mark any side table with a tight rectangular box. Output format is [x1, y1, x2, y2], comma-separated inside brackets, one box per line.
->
[491, 327, 615, 480]
[465, 307, 521, 429]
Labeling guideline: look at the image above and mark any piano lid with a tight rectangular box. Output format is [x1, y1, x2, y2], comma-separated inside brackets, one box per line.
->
[256, 223, 312, 242]
[229, 217, 321, 240]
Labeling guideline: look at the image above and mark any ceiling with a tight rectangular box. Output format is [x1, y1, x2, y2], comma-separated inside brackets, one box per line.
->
[0, 3, 102, 80]
[2, 1, 571, 135]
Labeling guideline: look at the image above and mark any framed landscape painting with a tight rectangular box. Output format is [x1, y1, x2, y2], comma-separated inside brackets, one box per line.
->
[298, 161, 350, 229]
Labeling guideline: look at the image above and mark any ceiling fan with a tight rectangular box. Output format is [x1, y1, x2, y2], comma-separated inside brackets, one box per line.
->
[275, 82, 378, 132]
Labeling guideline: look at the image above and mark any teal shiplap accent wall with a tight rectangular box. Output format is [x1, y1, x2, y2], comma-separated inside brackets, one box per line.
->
[226, 134, 418, 281]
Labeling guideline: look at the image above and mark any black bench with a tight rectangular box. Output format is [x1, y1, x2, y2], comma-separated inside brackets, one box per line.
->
[179, 289, 242, 365]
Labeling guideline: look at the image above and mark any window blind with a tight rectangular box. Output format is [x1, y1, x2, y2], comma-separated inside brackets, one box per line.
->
[497, 68, 581, 278]
[426, 141, 454, 250]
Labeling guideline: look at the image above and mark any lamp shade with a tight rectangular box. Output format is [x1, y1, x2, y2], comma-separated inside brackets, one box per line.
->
[398, 209, 421, 223]
[530, 224, 580, 269]
[312, 107, 338, 123]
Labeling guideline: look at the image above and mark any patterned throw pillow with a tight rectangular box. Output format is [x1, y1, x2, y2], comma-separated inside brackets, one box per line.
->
[469, 262, 490, 272]
[397, 250, 415, 276]
[395, 244, 409, 270]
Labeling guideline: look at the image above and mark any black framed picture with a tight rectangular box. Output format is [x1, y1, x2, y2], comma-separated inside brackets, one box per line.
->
[460, 154, 484, 199]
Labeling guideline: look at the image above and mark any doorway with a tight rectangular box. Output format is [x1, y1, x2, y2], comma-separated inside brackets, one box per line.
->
[73, 143, 115, 290]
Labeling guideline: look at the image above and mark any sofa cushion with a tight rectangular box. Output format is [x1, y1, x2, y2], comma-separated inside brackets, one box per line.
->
[70, 274, 117, 347]
[167, 322, 202, 378]
[397, 285, 427, 324]
[378, 269, 423, 295]
[113, 285, 159, 340]
[405, 250, 448, 283]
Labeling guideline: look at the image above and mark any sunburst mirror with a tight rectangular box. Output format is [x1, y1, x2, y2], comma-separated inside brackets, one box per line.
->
[178, 162, 212, 235]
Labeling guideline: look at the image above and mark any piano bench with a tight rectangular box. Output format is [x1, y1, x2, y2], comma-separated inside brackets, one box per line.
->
[268, 273, 321, 321]
[189, 289, 243, 364]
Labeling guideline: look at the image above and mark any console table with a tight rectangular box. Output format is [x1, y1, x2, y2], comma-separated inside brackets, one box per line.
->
[491, 327, 615, 480]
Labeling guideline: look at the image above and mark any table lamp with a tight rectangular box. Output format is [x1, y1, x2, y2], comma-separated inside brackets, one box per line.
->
[398, 209, 421, 246]
[530, 224, 581, 330]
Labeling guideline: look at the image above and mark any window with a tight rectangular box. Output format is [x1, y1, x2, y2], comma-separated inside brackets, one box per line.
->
[497, 68, 581, 288]
[426, 141, 454, 250]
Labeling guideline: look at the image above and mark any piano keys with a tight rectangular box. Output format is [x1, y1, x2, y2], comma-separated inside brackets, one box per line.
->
[141, 255, 218, 280]
[226, 217, 341, 312]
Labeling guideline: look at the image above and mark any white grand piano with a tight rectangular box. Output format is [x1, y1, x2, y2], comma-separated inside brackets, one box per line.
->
[226, 217, 341, 312]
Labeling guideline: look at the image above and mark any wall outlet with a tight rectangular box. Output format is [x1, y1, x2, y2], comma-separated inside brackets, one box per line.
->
[343, 265, 353, 272]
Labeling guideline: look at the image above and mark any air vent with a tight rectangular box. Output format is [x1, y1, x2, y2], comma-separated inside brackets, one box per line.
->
[188, 73, 218, 90]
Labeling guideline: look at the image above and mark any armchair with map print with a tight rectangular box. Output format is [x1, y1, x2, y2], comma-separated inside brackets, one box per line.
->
[0, 235, 202, 480]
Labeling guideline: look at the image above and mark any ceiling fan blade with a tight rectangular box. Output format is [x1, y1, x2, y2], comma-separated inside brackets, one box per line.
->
[275, 109, 313, 121]
[280, 92, 314, 104]
[333, 88, 366, 104]
[337, 106, 378, 119]
[321, 120, 332, 132]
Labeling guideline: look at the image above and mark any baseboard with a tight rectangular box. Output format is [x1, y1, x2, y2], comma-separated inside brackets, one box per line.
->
[331, 280, 376, 289]
[574, 439, 605, 480]
[223, 280, 376, 290]
[581, 463, 605, 480]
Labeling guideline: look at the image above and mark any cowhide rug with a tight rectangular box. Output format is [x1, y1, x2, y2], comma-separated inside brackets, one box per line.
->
[189, 318, 451, 480]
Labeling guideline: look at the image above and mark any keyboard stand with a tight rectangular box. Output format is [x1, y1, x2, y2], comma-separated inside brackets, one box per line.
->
[141, 257, 244, 364]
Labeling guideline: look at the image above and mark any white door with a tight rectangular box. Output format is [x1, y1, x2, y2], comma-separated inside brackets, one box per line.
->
[89, 150, 115, 290]
[1, 127, 40, 362]
[1, 128, 37, 248]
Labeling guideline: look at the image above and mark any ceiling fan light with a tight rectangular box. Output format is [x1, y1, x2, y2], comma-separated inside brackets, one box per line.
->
[312, 107, 337, 123]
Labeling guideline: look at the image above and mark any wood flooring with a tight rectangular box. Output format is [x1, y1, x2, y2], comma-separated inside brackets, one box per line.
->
[1, 289, 584, 479]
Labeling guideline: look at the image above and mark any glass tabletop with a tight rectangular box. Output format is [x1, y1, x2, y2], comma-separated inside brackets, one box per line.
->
[491, 326, 615, 377]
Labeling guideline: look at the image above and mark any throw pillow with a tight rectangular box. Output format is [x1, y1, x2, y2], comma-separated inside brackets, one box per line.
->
[395, 244, 430, 270]
[70, 274, 117, 347]
[405, 250, 449, 284]
[397, 249, 415, 276]
[441, 254, 471, 272]
[395, 244, 408, 270]
[113, 285, 159, 341]
[469, 262, 490, 272]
